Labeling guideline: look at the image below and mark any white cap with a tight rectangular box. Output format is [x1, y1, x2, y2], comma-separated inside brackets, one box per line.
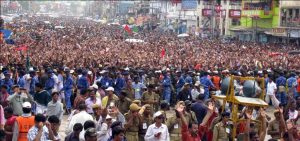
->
[105, 87, 114, 91]
[100, 70, 107, 74]
[195, 81, 200, 86]
[91, 84, 98, 89]
[258, 70, 263, 74]
[124, 67, 130, 71]
[29, 67, 34, 71]
[88, 71, 92, 75]
[22, 102, 32, 108]
[70, 70, 75, 74]
[267, 69, 272, 73]
[213, 71, 218, 74]
[166, 68, 170, 71]
[106, 115, 113, 120]
[153, 111, 163, 119]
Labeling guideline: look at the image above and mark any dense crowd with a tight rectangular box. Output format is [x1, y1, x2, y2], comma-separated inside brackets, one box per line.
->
[0, 15, 299, 141]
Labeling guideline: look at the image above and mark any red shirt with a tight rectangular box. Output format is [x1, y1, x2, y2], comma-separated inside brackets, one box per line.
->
[5, 116, 16, 141]
[181, 122, 201, 141]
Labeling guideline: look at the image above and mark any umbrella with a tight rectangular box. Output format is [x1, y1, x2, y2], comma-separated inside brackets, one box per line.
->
[288, 50, 300, 55]
[177, 33, 189, 37]
[125, 39, 144, 43]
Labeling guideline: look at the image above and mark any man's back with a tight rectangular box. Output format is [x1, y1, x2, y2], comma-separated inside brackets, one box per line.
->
[191, 101, 207, 123]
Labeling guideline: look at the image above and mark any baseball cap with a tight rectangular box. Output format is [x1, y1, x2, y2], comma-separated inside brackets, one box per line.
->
[153, 111, 163, 119]
[105, 87, 114, 92]
[129, 103, 141, 111]
[22, 102, 31, 108]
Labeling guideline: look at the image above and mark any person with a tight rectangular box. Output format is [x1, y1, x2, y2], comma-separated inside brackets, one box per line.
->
[132, 76, 146, 99]
[200, 72, 216, 100]
[267, 109, 286, 140]
[0, 71, 13, 94]
[161, 71, 172, 104]
[0, 85, 9, 107]
[47, 115, 61, 140]
[65, 123, 83, 141]
[212, 112, 230, 141]
[191, 94, 207, 124]
[190, 82, 201, 101]
[138, 104, 153, 141]
[27, 114, 55, 141]
[74, 89, 88, 109]
[34, 83, 51, 114]
[141, 84, 160, 112]
[7, 85, 33, 116]
[116, 91, 132, 114]
[0, 129, 5, 141]
[266, 76, 277, 106]
[114, 72, 126, 96]
[25, 69, 39, 96]
[46, 92, 63, 120]
[4, 107, 16, 141]
[166, 102, 183, 141]
[211, 71, 221, 90]
[80, 120, 96, 141]
[45, 70, 55, 95]
[144, 111, 170, 141]
[102, 87, 119, 108]
[77, 71, 90, 94]
[84, 128, 98, 141]
[177, 83, 192, 102]
[0, 105, 3, 130]
[184, 100, 198, 125]
[276, 72, 287, 105]
[85, 89, 101, 114]
[98, 115, 114, 141]
[124, 103, 142, 141]
[66, 104, 94, 135]
[61, 67, 73, 114]
[175, 71, 185, 95]
[243, 108, 267, 141]
[12, 102, 35, 141]
[108, 126, 126, 141]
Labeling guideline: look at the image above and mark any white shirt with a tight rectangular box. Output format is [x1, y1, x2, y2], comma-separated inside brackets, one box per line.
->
[66, 111, 94, 135]
[267, 81, 277, 95]
[145, 123, 170, 141]
[57, 74, 64, 91]
[52, 74, 59, 92]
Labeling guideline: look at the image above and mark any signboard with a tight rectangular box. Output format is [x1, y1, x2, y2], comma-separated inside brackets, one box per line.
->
[202, 9, 212, 17]
[242, 10, 260, 17]
[272, 28, 286, 34]
[229, 9, 241, 18]
[182, 0, 198, 10]
[216, 10, 226, 17]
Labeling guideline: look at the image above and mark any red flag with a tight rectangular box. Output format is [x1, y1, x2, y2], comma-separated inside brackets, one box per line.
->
[0, 32, 3, 44]
[160, 48, 165, 58]
[124, 25, 132, 33]
[15, 45, 27, 51]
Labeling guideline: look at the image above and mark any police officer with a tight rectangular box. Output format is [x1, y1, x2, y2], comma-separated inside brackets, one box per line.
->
[162, 71, 172, 104]
[45, 69, 55, 95]
[77, 70, 89, 94]
[166, 101, 184, 141]
[200, 72, 216, 100]
[61, 67, 73, 114]
[124, 103, 141, 141]
[275, 72, 287, 105]
[138, 104, 153, 141]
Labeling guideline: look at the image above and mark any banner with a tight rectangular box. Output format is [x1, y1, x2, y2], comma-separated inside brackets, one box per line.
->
[182, 0, 198, 10]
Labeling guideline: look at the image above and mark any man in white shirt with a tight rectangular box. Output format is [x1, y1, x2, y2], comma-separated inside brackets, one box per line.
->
[145, 111, 170, 141]
[266, 77, 277, 106]
[66, 104, 94, 135]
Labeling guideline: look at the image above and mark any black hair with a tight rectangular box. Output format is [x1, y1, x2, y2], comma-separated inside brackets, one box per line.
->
[160, 102, 169, 110]
[83, 120, 95, 130]
[0, 129, 5, 140]
[48, 115, 60, 124]
[120, 91, 127, 96]
[0, 85, 7, 90]
[249, 131, 257, 139]
[73, 123, 83, 132]
[22, 107, 31, 114]
[111, 121, 122, 129]
[78, 103, 87, 111]
[112, 126, 125, 138]
[80, 89, 87, 96]
[197, 94, 205, 101]
[4, 107, 13, 114]
[51, 92, 59, 97]
[35, 114, 46, 122]
[221, 112, 230, 118]
[35, 83, 43, 88]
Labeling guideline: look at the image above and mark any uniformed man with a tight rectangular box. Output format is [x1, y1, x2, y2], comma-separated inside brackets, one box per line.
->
[77, 70, 90, 94]
[116, 91, 132, 114]
[61, 67, 73, 114]
[212, 112, 230, 141]
[184, 100, 198, 125]
[166, 101, 184, 141]
[124, 103, 142, 141]
[275, 72, 287, 105]
[162, 71, 172, 104]
[45, 69, 55, 95]
[0, 71, 14, 94]
[141, 84, 160, 112]
[138, 104, 153, 141]
[200, 72, 216, 100]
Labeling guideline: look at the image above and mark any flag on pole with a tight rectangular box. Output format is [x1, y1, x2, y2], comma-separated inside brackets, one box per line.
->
[161, 48, 166, 58]
[15, 45, 27, 51]
[124, 25, 132, 33]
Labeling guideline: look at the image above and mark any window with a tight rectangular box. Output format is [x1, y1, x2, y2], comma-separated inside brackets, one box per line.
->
[232, 18, 240, 26]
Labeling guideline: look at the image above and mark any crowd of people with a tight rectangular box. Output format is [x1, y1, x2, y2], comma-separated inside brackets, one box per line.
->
[0, 15, 299, 141]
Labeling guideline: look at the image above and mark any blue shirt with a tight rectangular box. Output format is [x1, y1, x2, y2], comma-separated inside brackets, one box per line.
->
[276, 76, 286, 86]
[45, 76, 55, 91]
[0, 78, 14, 94]
[287, 77, 297, 88]
[115, 77, 125, 92]
[185, 75, 193, 84]
[77, 75, 89, 90]
[176, 76, 185, 89]
[162, 76, 171, 88]
[191, 101, 207, 123]
[63, 75, 73, 91]
[29, 76, 39, 94]
[200, 76, 215, 89]
[18, 76, 26, 88]
[132, 82, 145, 99]
[100, 76, 113, 89]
